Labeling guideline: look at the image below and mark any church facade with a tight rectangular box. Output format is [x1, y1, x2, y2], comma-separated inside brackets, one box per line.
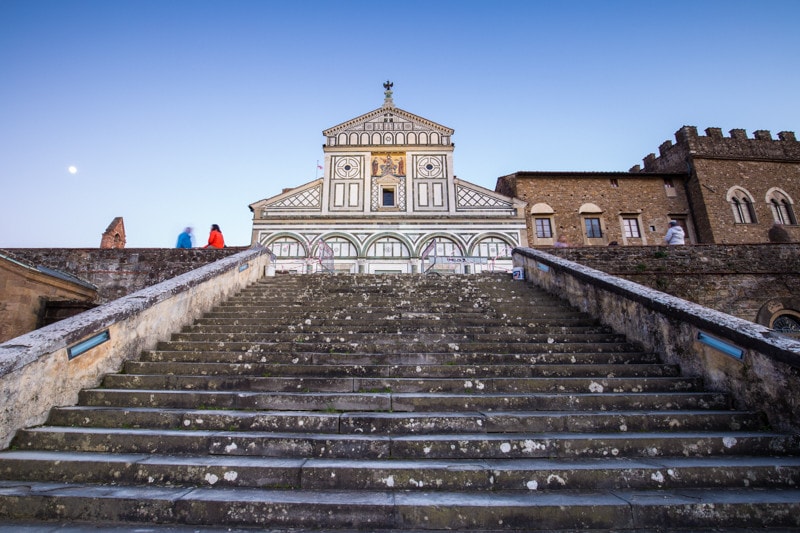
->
[249, 84, 527, 274]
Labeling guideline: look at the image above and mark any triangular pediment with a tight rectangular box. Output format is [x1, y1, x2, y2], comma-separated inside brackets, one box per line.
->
[323, 106, 453, 147]
[454, 178, 527, 212]
[249, 179, 322, 212]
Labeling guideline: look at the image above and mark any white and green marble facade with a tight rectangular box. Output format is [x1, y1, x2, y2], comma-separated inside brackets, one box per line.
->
[249, 87, 527, 274]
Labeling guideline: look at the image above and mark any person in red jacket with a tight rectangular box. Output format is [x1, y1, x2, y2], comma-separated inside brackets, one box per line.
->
[203, 224, 225, 248]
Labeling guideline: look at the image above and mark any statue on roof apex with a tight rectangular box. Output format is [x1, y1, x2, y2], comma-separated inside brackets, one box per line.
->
[382, 80, 395, 108]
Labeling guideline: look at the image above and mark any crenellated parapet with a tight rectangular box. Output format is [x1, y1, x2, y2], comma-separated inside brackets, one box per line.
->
[641, 126, 800, 172]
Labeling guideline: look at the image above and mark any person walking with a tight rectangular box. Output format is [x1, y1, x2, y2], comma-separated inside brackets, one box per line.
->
[176, 227, 193, 248]
[203, 224, 225, 248]
[663, 220, 685, 245]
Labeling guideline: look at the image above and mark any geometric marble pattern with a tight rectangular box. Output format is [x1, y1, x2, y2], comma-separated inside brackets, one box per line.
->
[269, 185, 322, 209]
[456, 184, 513, 209]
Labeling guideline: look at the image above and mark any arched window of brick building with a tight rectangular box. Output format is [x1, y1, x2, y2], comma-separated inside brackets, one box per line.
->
[726, 187, 757, 224]
[579, 203, 606, 243]
[766, 189, 797, 225]
[530, 203, 555, 245]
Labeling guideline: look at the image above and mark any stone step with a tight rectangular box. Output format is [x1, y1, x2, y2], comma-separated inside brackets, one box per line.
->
[100, 374, 703, 394]
[139, 349, 660, 366]
[123, 360, 682, 378]
[217, 298, 570, 309]
[204, 299, 586, 318]
[13, 426, 796, 459]
[182, 323, 615, 335]
[192, 315, 605, 327]
[2, 481, 798, 530]
[44, 406, 766, 434]
[153, 340, 643, 355]
[2, 451, 799, 492]
[75, 389, 730, 412]
[168, 332, 629, 345]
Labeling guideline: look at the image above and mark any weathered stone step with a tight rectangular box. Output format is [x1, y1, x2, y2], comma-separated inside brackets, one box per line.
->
[2, 480, 798, 530]
[153, 340, 642, 355]
[2, 451, 798, 492]
[101, 374, 703, 394]
[192, 315, 605, 328]
[202, 308, 584, 320]
[183, 323, 615, 335]
[75, 389, 729, 412]
[44, 406, 766, 434]
[217, 298, 570, 310]
[13, 426, 796, 459]
[123, 360, 681, 378]
[168, 332, 629, 345]
[139, 349, 660, 366]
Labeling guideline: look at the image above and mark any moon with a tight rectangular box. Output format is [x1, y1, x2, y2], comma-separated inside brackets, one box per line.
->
[68, 166, 78, 174]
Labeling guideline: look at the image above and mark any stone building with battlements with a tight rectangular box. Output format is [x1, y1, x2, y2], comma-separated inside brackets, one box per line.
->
[497, 126, 800, 247]
[249, 83, 527, 274]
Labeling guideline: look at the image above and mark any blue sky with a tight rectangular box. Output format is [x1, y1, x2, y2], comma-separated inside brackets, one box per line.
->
[2, 0, 799, 248]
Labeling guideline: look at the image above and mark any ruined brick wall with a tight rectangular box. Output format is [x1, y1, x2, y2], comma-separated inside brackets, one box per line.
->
[100, 217, 126, 249]
[642, 127, 800, 244]
[3, 248, 245, 304]
[500, 172, 691, 247]
[545, 244, 800, 325]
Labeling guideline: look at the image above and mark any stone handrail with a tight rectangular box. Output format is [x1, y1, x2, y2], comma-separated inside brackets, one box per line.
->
[0, 247, 272, 449]
[513, 247, 800, 433]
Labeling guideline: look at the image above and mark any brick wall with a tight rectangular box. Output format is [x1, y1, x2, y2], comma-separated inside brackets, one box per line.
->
[642, 126, 800, 244]
[3, 248, 245, 304]
[498, 172, 692, 247]
[544, 244, 800, 324]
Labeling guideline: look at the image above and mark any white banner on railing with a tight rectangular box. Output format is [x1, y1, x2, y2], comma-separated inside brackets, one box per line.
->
[429, 257, 489, 264]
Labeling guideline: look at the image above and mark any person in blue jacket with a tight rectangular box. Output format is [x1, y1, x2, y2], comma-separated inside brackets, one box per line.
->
[176, 227, 193, 248]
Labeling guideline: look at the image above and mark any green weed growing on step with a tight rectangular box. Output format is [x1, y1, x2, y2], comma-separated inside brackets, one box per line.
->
[360, 387, 392, 393]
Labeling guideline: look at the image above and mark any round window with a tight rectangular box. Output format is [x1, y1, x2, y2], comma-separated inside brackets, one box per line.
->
[773, 314, 800, 333]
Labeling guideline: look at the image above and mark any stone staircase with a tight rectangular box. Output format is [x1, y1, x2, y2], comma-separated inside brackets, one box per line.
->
[1, 273, 799, 531]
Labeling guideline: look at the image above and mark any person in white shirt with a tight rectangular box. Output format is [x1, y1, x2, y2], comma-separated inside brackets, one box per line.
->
[663, 220, 685, 245]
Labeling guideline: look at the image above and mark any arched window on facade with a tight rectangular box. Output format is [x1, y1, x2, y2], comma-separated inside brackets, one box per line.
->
[578, 203, 605, 242]
[530, 203, 555, 245]
[767, 189, 797, 225]
[366, 236, 410, 258]
[320, 236, 358, 258]
[419, 236, 463, 258]
[727, 187, 757, 224]
[473, 237, 513, 259]
[269, 236, 307, 258]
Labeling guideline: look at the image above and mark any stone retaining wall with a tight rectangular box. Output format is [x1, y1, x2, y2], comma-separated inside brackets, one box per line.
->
[3, 248, 246, 303]
[543, 244, 800, 324]
[0, 247, 271, 449]
[514, 246, 800, 433]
